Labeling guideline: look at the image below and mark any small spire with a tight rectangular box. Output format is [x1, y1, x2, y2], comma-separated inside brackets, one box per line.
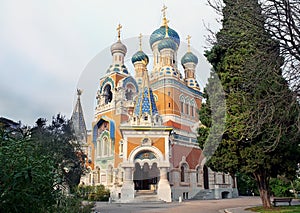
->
[139, 33, 143, 51]
[116, 23, 122, 41]
[186, 35, 192, 52]
[77, 88, 83, 98]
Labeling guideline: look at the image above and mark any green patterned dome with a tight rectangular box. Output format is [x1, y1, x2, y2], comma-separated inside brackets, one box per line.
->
[158, 37, 177, 52]
[181, 52, 198, 65]
[131, 50, 149, 65]
[150, 26, 180, 49]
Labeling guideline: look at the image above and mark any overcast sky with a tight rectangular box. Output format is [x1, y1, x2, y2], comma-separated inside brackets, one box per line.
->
[0, 0, 221, 128]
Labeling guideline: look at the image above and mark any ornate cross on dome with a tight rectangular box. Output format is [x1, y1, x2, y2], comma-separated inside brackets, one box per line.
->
[161, 5, 169, 27]
[139, 33, 143, 51]
[117, 24, 122, 41]
[161, 5, 167, 18]
[186, 35, 191, 52]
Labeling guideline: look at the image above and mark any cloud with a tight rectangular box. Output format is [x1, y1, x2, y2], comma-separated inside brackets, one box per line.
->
[0, 0, 220, 126]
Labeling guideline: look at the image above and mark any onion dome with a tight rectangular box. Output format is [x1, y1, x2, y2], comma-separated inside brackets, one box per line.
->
[150, 26, 180, 49]
[110, 41, 127, 55]
[158, 37, 177, 52]
[181, 52, 198, 65]
[131, 50, 149, 65]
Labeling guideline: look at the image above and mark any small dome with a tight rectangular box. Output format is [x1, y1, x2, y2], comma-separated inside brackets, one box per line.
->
[131, 51, 149, 65]
[150, 26, 180, 49]
[111, 41, 127, 55]
[181, 52, 198, 65]
[158, 37, 177, 52]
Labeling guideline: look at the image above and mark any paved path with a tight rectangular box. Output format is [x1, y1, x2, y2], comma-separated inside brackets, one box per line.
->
[93, 196, 262, 213]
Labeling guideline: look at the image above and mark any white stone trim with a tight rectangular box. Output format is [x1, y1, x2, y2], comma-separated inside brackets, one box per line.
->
[128, 146, 164, 163]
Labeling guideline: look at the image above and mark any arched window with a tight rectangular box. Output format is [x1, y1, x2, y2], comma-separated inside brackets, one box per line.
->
[125, 83, 135, 101]
[180, 163, 189, 182]
[181, 165, 185, 182]
[103, 84, 113, 104]
[102, 136, 109, 156]
[179, 95, 185, 114]
[97, 168, 101, 183]
[196, 167, 200, 183]
[185, 97, 190, 115]
[107, 165, 113, 184]
[97, 140, 101, 157]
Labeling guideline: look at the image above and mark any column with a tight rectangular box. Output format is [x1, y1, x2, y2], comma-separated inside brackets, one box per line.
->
[157, 167, 172, 202]
[120, 166, 134, 202]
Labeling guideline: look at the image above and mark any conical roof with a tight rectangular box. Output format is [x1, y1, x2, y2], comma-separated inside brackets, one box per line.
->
[71, 89, 87, 143]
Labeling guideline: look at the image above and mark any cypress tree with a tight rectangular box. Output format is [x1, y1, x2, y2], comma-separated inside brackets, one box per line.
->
[199, 0, 300, 208]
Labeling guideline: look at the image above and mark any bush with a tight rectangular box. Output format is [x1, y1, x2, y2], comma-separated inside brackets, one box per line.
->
[270, 177, 293, 197]
[77, 185, 110, 201]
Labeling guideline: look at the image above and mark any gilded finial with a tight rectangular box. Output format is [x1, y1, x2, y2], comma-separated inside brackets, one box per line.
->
[186, 35, 192, 52]
[117, 24, 122, 41]
[139, 33, 143, 51]
[165, 21, 169, 38]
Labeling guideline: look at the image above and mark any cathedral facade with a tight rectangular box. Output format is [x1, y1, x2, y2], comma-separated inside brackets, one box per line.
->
[74, 7, 238, 202]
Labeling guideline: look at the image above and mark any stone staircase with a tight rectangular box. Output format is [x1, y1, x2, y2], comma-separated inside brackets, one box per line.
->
[191, 189, 214, 200]
[132, 190, 165, 203]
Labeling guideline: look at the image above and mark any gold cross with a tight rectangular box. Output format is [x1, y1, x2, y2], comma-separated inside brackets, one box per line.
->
[139, 33, 143, 50]
[161, 5, 168, 18]
[117, 24, 122, 41]
[186, 35, 192, 52]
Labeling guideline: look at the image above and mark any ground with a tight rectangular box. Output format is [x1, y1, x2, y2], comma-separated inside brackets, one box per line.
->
[93, 196, 262, 213]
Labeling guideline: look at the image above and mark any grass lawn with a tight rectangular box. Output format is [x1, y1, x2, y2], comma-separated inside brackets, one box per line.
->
[248, 205, 300, 213]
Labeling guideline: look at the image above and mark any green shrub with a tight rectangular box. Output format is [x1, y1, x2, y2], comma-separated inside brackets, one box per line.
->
[76, 185, 110, 201]
[270, 177, 293, 197]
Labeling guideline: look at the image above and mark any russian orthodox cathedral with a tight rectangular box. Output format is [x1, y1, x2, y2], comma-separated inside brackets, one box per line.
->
[71, 6, 238, 202]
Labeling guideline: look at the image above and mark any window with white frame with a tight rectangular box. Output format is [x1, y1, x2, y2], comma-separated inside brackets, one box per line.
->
[179, 95, 185, 114]
[103, 136, 109, 156]
[180, 163, 189, 182]
[190, 99, 196, 117]
[185, 97, 190, 115]
[119, 139, 123, 156]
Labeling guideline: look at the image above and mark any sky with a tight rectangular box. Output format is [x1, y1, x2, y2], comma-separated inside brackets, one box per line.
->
[0, 0, 221, 128]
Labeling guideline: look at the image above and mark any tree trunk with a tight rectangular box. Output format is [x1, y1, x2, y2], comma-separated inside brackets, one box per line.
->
[253, 172, 272, 208]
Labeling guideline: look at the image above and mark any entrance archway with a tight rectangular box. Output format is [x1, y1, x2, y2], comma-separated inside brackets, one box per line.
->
[133, 162, 160, 191]
[133, 150, 160, 191]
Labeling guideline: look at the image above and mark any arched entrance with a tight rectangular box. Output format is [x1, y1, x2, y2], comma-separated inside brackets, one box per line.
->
[133, 151, 160, 192]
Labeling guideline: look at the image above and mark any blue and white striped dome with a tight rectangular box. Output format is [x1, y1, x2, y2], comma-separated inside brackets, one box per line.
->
[131, 50, 149, 65]
[158, 37, 177, 52]
[181, 52, 198, 65]
[150, 26, 180, 49]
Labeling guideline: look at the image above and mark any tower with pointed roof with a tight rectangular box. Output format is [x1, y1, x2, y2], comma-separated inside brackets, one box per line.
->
[71, 89, 87, 143]
[82, 5, 237, 203]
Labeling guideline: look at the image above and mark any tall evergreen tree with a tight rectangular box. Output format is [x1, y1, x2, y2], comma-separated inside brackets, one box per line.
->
[199, 0, 300, 208]
[31, 114, 86, 192]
